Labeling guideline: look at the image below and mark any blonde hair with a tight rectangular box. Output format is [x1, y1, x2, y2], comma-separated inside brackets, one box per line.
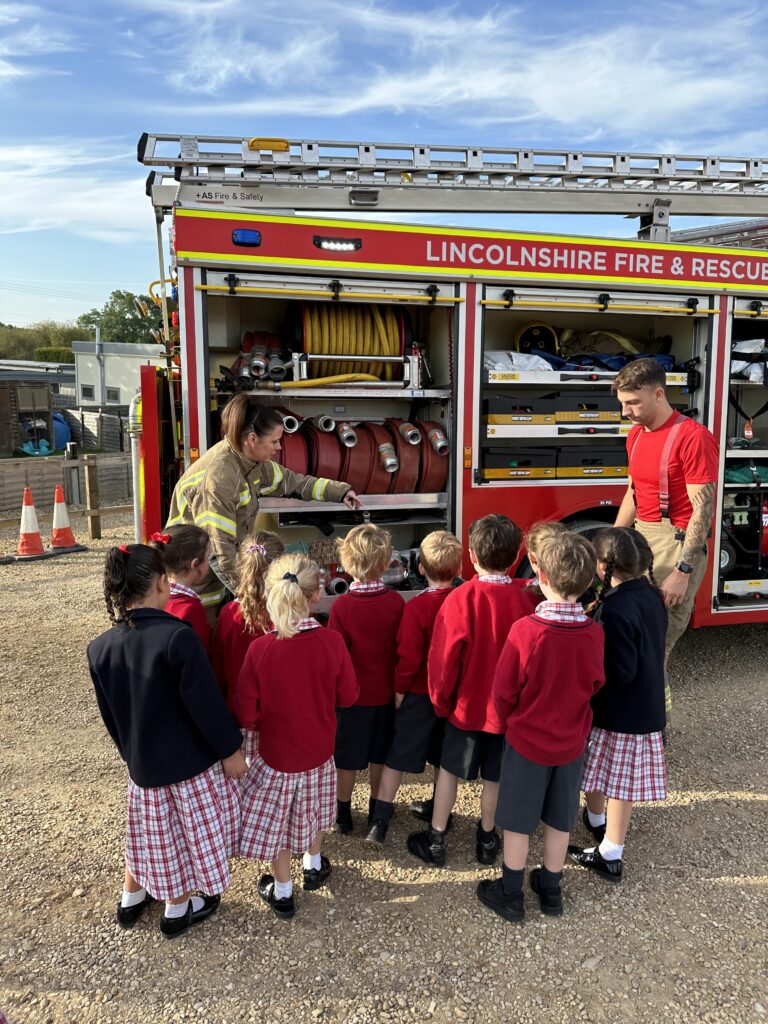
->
[338, 523, 392, 582]
[419, 530, 462, 583]
[525, 520, 568, 564]
[237, 530, 285, 632]
[537, 533, 596, 599]
[265, 553, 321, 639]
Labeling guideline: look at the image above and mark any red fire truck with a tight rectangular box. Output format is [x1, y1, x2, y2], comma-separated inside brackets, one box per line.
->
[135, 134, 768, 626]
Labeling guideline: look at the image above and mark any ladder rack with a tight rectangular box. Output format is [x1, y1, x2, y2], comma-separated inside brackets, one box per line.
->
[138, 133, 768, 236]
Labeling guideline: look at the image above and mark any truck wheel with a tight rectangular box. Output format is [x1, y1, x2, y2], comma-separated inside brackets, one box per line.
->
[719, 539, 737, 576]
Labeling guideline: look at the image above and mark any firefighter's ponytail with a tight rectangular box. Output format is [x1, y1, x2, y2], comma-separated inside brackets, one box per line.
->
[221, 393, 283, 449]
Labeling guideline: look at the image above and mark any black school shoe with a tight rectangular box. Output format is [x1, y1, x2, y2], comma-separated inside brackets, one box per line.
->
[476, 822, 501, 865]
[365, 819, 389, 845]
[303, 855, 332, 891]
[406, 827, 447, 867]
[258, 875, 296, 919]
[115, 893, 154, 929]
[582, 806, 606, 845]
[334, 803, 354, 835]
[409, 798, 453, 832]
[568, 845, 623, 883]
[159, 893, 221, 939]
[476, 878, 524, 923]
[529, 868, 563, 916]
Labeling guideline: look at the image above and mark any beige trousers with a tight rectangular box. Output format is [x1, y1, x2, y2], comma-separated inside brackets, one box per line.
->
[634, 519, 710, 713]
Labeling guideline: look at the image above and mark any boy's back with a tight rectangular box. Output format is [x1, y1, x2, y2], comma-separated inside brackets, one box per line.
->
[494, 613, 605, 765]
[429, 578, 537, 733]
[329, 587, 405, 705]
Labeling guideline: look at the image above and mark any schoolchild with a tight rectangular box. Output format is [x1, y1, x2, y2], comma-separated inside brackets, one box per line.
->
[230, 554, 358, 919]
[569, 527, 668, 883]
[525, 520, 568, 582]
[328, 524, 405, 834]
[211, 530, 285, 700]
[408, 514, 536, 867]
[478, 533, 604, 923]
[366, 530, 464, 845]
[151, 525, 213, 651]
[87, 543, 247, 939]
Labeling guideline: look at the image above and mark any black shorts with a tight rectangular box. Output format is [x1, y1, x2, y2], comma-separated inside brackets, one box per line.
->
[439, 722, 504, 783]
[335, 704, 394, 771]
[495, 741, 584, 834]
[384, 693, 445, 774]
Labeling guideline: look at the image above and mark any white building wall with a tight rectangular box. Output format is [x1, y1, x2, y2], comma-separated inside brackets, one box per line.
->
[73, 341, 166, 405]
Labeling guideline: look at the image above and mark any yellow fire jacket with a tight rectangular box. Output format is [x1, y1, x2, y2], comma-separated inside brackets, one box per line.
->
[166, 439, 350, 608]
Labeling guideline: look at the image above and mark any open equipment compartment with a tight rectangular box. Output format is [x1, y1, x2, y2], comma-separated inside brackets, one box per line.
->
[477, 285, 711, 487]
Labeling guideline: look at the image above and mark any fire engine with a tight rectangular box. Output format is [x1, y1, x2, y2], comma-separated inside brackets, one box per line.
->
[135, 134, 768, 626]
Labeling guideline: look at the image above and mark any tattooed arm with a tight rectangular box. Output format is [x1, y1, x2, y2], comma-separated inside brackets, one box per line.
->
[681, 481, 716, 564]
[661, 480, 716, 607]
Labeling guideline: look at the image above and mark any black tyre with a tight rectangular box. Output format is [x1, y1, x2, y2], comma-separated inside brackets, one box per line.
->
[719, 539, 737, 576]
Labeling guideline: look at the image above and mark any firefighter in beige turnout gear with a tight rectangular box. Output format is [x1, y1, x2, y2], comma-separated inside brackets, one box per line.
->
[612, 360, 718, 717]
[166, 396, 360, 614]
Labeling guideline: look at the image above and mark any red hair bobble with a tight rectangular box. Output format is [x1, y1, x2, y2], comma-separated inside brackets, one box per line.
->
[151, 532, 171, 544]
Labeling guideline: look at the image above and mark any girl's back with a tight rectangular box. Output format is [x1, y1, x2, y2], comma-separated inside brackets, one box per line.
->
[88, 608, 241, 788]
[211, 599, 266, 699]
[232, 625, 357, 773]
[591, 577, 667, 734]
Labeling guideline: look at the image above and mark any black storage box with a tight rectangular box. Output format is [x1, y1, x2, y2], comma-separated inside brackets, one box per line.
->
[556, 445, 627, 478]
[554, 391, 621, 423]
[481, 446, 556, 480]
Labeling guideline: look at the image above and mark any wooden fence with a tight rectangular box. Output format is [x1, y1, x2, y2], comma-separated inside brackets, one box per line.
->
[0, 453, 132, 516]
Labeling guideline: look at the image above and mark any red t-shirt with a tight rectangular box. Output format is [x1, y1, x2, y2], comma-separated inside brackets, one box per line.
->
[627, 412, 719, 528]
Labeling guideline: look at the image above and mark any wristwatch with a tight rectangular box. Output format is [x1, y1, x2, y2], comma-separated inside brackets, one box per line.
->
[674, 560, 694, 575]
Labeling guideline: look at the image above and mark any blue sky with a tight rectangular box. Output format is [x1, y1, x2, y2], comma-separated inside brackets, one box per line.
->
[2, 0, 766, 327]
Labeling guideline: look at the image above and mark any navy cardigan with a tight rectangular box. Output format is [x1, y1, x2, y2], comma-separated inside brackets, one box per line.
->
[88, 608, 242, 787]
[591, 577, 668, 734]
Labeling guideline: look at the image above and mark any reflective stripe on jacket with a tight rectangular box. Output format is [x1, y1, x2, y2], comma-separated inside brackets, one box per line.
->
[166, 440, 349, 606]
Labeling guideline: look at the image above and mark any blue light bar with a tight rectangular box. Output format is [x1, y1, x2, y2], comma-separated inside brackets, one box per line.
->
[232, 229, 262, 247]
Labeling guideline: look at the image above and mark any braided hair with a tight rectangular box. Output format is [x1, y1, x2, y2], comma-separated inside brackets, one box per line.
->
[237, 529, 286, 633]
[103, 544, 166, 627]
[592, 527, 661, 601]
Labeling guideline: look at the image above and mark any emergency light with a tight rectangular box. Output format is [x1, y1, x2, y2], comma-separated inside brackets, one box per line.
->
[232, 229, 262, 246]
[313, 236, 363, 252]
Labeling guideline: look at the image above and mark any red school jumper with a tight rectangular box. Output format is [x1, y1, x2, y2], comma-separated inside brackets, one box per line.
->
[493, 614, 606, 765]
[211, 599, 267, 700]
[230, 626, 358, 772]
[395, 588, 454, 696]
[165, 582, 211, 653]
[428, 577, 538, 734]
[328, 586, 405, 706]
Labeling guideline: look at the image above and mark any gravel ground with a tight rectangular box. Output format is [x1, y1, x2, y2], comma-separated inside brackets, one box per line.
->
[1, 512, 767, 1024]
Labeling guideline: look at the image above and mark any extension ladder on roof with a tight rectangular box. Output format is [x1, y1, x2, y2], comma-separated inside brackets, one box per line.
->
[138, 132, 768, 240]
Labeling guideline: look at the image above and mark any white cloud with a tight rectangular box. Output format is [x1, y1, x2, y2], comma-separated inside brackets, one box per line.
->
[0, 141, 153, 243]
[119, 0, 768, 152]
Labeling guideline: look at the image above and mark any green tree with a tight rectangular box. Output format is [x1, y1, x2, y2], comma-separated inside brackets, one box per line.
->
[0, 321, 77, 360]
[77, 289, 163, 345]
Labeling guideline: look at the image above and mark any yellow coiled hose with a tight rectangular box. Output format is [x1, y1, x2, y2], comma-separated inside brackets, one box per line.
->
[304, 303, 400, 380]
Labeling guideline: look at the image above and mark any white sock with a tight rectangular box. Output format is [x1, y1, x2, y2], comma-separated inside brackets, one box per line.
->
[120, 886, 146, 909]
[587, 809, 606, 828]
[599, 838, 624, 861]
[164, 899, 190, 919]
[303, 853, 322, 871]
[274, 879, 293, 899]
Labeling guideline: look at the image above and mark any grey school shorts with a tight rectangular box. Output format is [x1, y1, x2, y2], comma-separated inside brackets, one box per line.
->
[495, 740, 584, 834]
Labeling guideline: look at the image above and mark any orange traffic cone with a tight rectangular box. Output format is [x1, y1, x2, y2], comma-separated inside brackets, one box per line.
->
[50, 485, 79, 549]
[16, 486, 45, 557]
